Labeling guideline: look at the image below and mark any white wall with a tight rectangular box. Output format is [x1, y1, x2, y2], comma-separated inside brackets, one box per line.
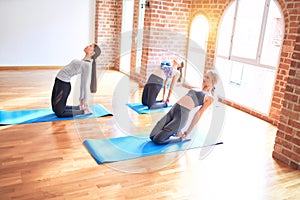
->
[0, 0, 95, 66]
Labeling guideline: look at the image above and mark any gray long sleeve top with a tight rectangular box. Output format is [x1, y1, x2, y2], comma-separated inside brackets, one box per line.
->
[56, 59, 91, 103]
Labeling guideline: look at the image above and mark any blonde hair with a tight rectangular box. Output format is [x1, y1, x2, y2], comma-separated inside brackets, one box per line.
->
[206, 70, 219, 95]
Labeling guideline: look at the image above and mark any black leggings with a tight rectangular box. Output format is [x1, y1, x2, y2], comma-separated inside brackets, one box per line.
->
[150, 103, 190, 144]
[142, 74, 167, 109]
[51, 78, 84, 118]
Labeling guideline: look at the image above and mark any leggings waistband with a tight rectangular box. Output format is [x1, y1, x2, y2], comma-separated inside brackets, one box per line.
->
[146, 74, 164, 85]
[172, 103, 191, 113]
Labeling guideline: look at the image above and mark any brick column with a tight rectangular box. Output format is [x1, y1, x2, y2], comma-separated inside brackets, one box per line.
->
[131, 0, 190, 85]
[272, 25, 300, 170]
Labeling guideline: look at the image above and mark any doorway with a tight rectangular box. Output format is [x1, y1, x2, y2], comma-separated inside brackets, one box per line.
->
[120, 0, 135, 75]
[135, 0, 146, 73]
[185, 15, 209, 87]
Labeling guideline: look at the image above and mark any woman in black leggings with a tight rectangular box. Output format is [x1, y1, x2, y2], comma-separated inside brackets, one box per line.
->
[150, 70, 219, 144]
[51, 43, 101, 118]
[142, 59, 182, 109]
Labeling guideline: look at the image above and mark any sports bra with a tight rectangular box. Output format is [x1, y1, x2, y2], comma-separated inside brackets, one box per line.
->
[186, 90, 207, 107]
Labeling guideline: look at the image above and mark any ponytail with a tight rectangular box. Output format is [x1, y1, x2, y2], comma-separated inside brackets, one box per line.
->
[90, 44, 101, 93]
[206, 70, 219, 96]
[176, 60, 184, 82]
[90, 59, 97, 93]
[211, 86, 216, 96]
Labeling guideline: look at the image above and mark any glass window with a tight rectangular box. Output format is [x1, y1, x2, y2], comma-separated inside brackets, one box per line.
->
[215, 0, 284, 114]
[216, 57, 276, 114]
[231, 0, 266, 60]
[260, 1, 283, 67]
[216, 1, 236, 58]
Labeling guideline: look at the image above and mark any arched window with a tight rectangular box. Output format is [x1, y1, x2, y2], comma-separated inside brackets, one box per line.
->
[185, 14, 209, 87]
[215, 0, 284, 114]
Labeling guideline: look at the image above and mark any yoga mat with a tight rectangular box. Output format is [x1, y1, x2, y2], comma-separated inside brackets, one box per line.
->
[0, 104, 112, 125]
[83, 133, 223, 164]
[126, 102, 172, 114]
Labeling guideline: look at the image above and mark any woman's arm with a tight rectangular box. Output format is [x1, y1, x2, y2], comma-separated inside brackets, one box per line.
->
[185, 95, 213, 135]
[162, 78, 168, 101]
[79, 62, 91, 112]
[165, 69, 179, 102]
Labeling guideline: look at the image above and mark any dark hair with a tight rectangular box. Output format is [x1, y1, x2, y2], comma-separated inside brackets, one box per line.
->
[90, 44, 101, 93]
[176, 60, 184, 82]
[180, 60, 184, 68]
[92, 44, 101, 60]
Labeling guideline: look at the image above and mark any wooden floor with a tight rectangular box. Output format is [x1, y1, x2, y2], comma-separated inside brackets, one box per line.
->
[0, 69, 299, 200]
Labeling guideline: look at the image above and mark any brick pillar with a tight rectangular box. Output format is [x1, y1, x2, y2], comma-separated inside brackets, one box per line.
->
[131, 0, 190, 85]
[95, 0, 121, 69]
[272, 25, 300, 170]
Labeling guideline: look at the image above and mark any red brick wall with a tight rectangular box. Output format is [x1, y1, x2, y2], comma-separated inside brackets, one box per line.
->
[130, 0, 191, 84]
[272, 24, 300, 170]
[95, 0, 122, 69]
[269, 0, 300, 125]
[94, 0, 300, 168]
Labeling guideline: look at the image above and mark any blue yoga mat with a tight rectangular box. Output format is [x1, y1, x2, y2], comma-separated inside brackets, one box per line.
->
[126, 102, 171, 114]
[83, 133, 223, 164]
[0, 104, 112, 125]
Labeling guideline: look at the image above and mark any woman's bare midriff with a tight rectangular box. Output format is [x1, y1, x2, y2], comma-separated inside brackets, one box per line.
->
[176, 95, 195, 110]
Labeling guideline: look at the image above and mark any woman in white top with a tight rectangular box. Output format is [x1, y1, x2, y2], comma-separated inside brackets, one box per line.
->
[51, 43, 101, 118]
[141, 59, 182, 109]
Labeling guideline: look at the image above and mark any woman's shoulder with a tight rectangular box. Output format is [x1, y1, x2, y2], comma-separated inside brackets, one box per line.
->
[70, 59, 90, 64]
[64, 59, 82, 66]
[70, 59, 81, 63]
[171, 68, 180, 77]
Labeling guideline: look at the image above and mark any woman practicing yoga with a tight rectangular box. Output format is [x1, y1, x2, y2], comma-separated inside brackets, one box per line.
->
[51, 43, 101, 118]
[150, 70, 219, 145]
[141, 59, 182, 109]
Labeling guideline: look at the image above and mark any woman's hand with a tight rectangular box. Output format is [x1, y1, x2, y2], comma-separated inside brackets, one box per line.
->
[162, 98, 169, 103]
[177, 131, 189, 139]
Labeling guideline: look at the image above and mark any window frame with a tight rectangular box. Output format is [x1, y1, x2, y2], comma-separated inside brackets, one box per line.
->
[217, 0, 284, 71]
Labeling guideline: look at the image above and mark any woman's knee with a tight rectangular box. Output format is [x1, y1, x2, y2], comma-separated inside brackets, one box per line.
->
[55, 112, 65, 118]
[151, 135, 166, 145]
[150, 127, 166, 145]
[53, 108, 64, 118]
[147, 101, 155, 109]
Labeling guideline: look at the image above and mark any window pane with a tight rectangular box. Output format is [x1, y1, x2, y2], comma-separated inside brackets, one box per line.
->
[231, 0, 266, 59]
[216, 57, 277, 114]
[260, 1, 283, 67]
[216, 1, 236, 57]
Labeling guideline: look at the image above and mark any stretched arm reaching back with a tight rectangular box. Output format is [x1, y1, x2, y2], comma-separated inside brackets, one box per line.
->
[165, 69, 179, 102]
[162, 78, 168, 101]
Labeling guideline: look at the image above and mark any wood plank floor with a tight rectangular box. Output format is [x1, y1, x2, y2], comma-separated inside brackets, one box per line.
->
[0, 69, 299, 200]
